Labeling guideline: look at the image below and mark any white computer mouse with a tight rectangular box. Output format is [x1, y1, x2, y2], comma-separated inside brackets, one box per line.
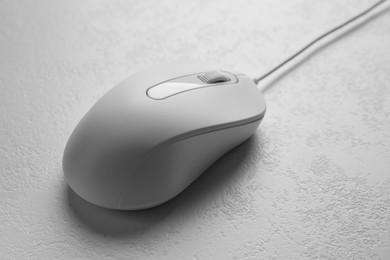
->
[63, 61, 266, 210]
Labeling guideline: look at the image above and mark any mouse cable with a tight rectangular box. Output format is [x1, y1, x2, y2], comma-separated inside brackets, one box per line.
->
[253, 0, 389, 90]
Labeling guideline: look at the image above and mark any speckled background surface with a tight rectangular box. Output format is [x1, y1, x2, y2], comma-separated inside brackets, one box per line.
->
[1, 0, 390, 259]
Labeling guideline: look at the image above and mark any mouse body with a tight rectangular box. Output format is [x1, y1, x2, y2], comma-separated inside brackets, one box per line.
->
[63, 61, 266, 210]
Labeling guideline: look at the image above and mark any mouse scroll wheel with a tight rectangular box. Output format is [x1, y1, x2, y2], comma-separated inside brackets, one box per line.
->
[198, 71, 231, 84]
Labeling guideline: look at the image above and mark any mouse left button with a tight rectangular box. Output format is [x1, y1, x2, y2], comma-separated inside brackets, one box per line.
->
[147, 71, 238, 100]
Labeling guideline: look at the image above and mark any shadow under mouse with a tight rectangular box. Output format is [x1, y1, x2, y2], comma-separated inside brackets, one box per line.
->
[65, 134, 262, 238]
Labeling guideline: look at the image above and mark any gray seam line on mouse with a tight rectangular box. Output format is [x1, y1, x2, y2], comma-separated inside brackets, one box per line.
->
[146, 71, 245, 100]
[115, 110, 266, 208]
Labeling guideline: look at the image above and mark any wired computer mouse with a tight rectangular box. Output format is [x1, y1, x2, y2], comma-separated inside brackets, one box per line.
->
[62, 0, 388, 210]
[63, 61, 266, 210]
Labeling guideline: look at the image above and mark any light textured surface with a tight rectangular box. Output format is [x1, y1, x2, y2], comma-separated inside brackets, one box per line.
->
[1, 0, 390, 259]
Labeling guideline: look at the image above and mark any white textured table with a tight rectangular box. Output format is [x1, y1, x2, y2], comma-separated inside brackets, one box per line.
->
[1, 0, 389, 259]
